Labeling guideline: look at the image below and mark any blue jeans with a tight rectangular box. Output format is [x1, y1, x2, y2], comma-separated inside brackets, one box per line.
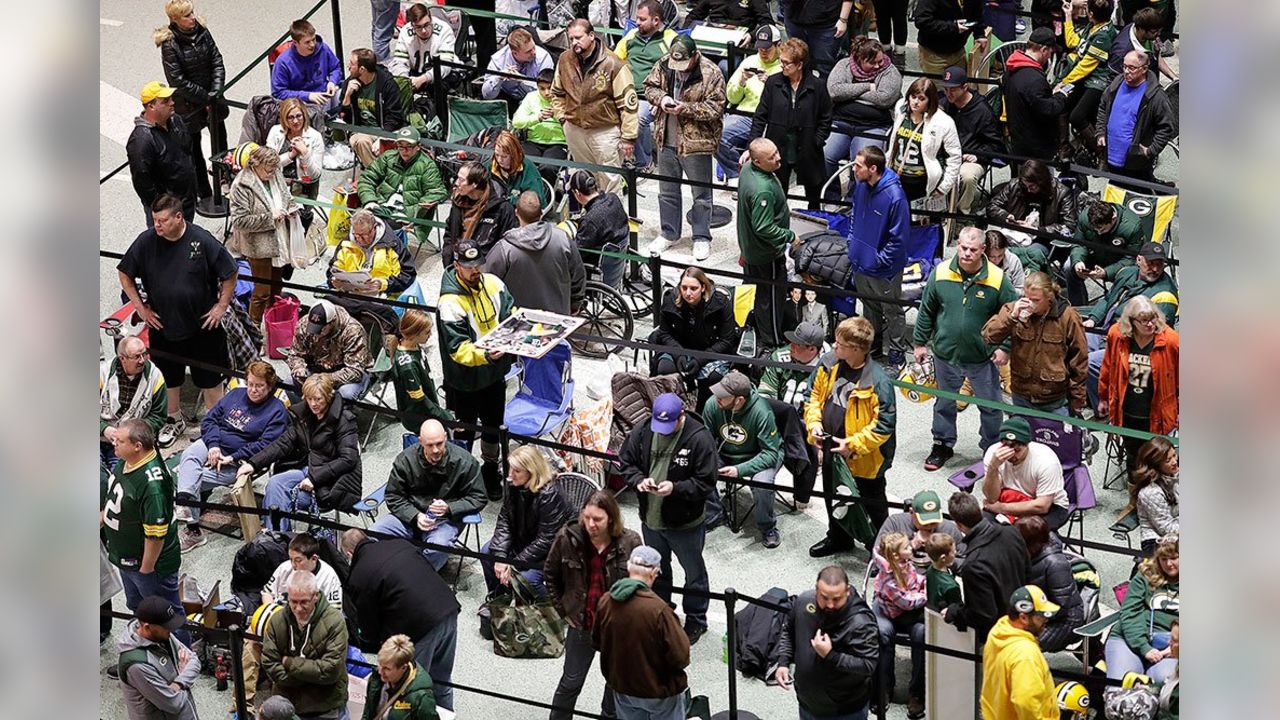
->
[785, 22, 838, 77]
[370, 0, 399, 61]
[176, 439, 240, 521]
[1087, 332, 1106, 410]
[596, 239, 627, 291]
[1012, 394, 1071, 416]
[1104, 634, 1177, 684]
[750, 466, 781, 534]
[551, 626, 617, 720]
[932, 356, 1004, 451]
[414, 613, 459, 711]
[799, 704, 869, 720]
[657, 149, 713, 243]
[338, 372, 371, 402]
[635, 100, 655, 169]
[872, 599, 925, 700]
[120, 568, 190, 646]
[263, 469, 315, 532]
[370, 514, 462, 571]
[480, 539, 547, 595]
[642, 524, 710, 630]
[615, 692, 687, 720]
[715, 114, 753, 180]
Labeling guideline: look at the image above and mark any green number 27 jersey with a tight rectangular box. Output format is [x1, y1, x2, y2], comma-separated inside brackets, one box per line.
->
[101, 451, 181, 577]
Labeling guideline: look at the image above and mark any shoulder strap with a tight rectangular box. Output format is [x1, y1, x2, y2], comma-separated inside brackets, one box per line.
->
[117, 648, 152, 688]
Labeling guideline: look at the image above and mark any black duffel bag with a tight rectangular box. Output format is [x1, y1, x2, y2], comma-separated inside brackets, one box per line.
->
[791, 231, 852, 288]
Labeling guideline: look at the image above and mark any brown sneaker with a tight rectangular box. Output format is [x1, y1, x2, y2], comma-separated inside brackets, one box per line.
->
[180, 527, 207, 553]
[202, 509, 238, 528]
[908, 695, 926, 719]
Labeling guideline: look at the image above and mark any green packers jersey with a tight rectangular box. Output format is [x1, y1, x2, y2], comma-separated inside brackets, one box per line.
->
[102, 451, 181, 576]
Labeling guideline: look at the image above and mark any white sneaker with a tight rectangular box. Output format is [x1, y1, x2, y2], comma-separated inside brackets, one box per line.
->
[647, 236, 672, 255]
[174, 505, 194, 524]
[693, 239, 711, 261]
[158, 416, 186, 448]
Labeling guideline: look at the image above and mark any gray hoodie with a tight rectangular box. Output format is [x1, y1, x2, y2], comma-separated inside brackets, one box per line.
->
[485, 220, 587, 315]
[117, 619, 202, 720]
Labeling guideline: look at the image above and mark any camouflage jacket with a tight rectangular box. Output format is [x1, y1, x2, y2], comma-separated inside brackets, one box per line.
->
[285, 303, 373, 387]
[642, 53, 727, 157]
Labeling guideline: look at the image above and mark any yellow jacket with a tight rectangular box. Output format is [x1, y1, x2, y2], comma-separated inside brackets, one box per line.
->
[802, 354, 896, 479]
[326, 235, 415, 295]
[980, 616, 1059, 720]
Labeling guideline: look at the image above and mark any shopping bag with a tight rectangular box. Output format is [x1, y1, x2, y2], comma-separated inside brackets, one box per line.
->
[325, 183, 358, 247]
[231, 479, 262, 543]
[264, 295, 300, 359]
[486, 573, 566, 659]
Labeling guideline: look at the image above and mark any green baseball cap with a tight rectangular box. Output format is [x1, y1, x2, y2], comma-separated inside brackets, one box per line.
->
[911, 490, 943, 526]
[998, 417, 1032, 445]
[1010, 585, 1059, 617]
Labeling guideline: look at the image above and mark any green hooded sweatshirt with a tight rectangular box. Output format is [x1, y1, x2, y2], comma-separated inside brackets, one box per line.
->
[261, 595, 349, 717]
[701, 390, 783, 477]
[609, 577, 650, 601]
[362, 661, 440, 720]
[1069, 202, 1145, 280]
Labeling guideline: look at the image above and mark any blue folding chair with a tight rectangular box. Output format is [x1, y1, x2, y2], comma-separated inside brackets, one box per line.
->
[504, 340, 574, 439]
[393, 277, 427, 318]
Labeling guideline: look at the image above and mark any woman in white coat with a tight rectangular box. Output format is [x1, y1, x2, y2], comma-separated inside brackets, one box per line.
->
[886, 77, 962, 208]
[264, 97, 325, 227]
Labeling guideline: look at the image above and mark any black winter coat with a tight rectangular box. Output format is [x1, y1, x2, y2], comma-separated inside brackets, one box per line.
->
[618, 416, 718, 529]
[1001, 51, 1067, 160]
[125, 115, 197, 208]
[777, 588, 879, 716]
[941, 94, 1005, 160]
[248, 395, 363, 513]
[685, 0, 773, 32]
[1025, 545, 1085, 648]
[340, 65, 405, 132]
[915, 0, 986, 55]
[345, 538, 461, 652]
[949, 520, 1029, 643]
[1095, 71, 1178, 176]
[652, 288, 739, 357]
[443, 180, 519, 266]
[489, 482, 573, 567]
[749, 73, 833, 175]
[987, 175, 1078, 240]
[158, 22, 226, 121]
[575, 192, 629, 253]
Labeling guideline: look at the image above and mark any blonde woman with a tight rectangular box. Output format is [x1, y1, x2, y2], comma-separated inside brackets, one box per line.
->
[1107, 533, 1179, 683]
[229, 146, 302, 322]
[155, 0, 225, 201]
[363, 634, 440, 720]
[872, 531, 927, 716]
[480, 445, 573, 602]
[265, 97, 325, 203]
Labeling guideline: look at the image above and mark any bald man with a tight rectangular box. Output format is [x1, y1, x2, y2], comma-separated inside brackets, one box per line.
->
[369, 420, 488, 570]
[737, 137, 798, 351]
[485, 190, 586, 314]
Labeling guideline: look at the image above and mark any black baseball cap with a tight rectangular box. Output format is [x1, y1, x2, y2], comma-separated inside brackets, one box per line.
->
[754, 25, 782, 49]
[1028, 27, 1056, 47]
[1138, 242, 1168, 261]
[941, 65, 968, 88]
[136, 596, 187, 631]
[454, 240, 486, 268]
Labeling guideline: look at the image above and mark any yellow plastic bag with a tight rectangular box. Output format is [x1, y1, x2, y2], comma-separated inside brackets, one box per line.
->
[325, 182, 358, 247]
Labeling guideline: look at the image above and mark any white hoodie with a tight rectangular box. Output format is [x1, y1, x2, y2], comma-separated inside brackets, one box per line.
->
[265, 558, 344, 607]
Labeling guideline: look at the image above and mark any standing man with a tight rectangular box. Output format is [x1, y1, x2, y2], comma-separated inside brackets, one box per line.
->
[126, 82, 197, 225]
[1001, 28, 1069, 163]
[617, 394, 718, 645]
[592, 546, 692, 720]
[615, 0, 679, 172]
[940, 66, 1004, 215]
[915, 0, 987, 75]
[1095, 50, 1177, 184]
[980, 587, 1061, 720]
[342, 529, 461, 714]
[643, 34, 726, 262]
[117, 596, 201, 720]
[118, 193, 237, 447]
[438, 241, 516, 500]
[774, 566, 879, 720]
[702, 371, 786, 548]
[552, 19, 640, 193]
[848, 146, 910, 369]
[783, 0, 854, 76]
[737, 137, 797, 352]
[261, 571, 350, 720]
[340, 47, 406, 167]
[486, 191, 587, 315]
[371, 419, 488, 569]
[101, 420, 184, 629]
[912, 227, 1019, 472]
[804, 317, 897, 556]
[941, 492, 1029, 643]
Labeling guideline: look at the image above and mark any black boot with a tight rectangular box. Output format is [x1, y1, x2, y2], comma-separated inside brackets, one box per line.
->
[482, 462, 504, 501]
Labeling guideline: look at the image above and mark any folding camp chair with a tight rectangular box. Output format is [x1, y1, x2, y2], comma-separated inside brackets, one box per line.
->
[504, 341, 575, 439]
[446, 97, 510, 144]
[1026, 416, 1097, 553]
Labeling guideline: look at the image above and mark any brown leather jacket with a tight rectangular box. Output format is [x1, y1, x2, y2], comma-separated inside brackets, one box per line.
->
[981, 296, 1089, 411]
[543, 521, 641, 628]
[551, 37, 640, 138]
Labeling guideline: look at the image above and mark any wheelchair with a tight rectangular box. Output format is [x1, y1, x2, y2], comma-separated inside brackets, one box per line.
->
[570, 261, 636, 360]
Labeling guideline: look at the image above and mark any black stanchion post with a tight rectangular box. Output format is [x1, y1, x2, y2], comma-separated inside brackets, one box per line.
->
[648, 251, 662, 323]
[196, 101, 231, 219]
[267, 505, 282, 533]
[710, 588, 760, 720]
[330, 0, 345, 67]
[228, 624, 250, 720]
[432, 55, 447, 139]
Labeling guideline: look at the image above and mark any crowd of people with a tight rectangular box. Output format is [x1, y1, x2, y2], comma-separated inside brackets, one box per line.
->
[104, 1, 1180, 719]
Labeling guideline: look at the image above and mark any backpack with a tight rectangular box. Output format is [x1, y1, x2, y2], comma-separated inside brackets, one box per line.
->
[733, 587, 793, 680]
[230, 530, 290, 613]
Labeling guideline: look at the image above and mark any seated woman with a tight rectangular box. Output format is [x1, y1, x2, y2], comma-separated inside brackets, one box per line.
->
[986, 159, 1078, 273]
[1124, 437, 1179, 556]
[1107, 533, 1179, 684]
[824, 36, 902, 194]
[886, 77, 961, 206]
[265, 97, 325, 228]
[390, 309, 455, 434]
[871, 532, 927, 717]
[1015, 515, 1085, 652]
[241, 374, 363, 531]
[512, 68, 567, 188]
[175, 360, 288, 551]
[1096, 295, 1179, 469]
[479, 446, 572, 636]
[442, 161, 518, 266]
[649, 267, 738, 398]
[491, 129, 548, 208]
[567, 170, 629, 290]
[229, 145, 303, 323]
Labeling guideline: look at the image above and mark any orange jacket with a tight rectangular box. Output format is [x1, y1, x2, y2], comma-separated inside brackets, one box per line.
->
[1097, 325, 1178, 435]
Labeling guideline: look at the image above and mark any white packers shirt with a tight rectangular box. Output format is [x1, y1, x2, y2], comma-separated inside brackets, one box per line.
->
[267, 559, 344, 607]
[982, 442, 1068, 509]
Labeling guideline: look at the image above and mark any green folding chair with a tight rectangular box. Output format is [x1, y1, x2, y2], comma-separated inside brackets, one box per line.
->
[446, 97, 510, 143]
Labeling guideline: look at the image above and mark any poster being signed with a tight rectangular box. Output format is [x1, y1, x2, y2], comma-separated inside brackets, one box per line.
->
[475, 308, 585, 359]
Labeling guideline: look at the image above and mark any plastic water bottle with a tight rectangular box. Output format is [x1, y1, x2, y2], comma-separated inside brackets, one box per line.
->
[721, 632, 729, 664]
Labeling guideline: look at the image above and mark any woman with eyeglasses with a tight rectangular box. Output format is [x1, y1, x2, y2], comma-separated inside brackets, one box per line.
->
[228, 146, 303, 323]
[1123, 437, 1178, 556]
[746, 38, 833, 210]
[1097, 295, 1179, 469]
[1107, 533, 1179, 684]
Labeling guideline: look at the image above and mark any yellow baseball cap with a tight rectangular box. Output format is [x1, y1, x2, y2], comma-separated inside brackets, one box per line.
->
[140, 81, 176, 105]
[1010, 585, 1060, 617]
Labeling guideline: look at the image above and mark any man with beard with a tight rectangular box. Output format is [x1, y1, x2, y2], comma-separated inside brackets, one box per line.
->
[551, 19, 639, 193]
[775, 565, 879, 720]
[979, 586, 1060, 720]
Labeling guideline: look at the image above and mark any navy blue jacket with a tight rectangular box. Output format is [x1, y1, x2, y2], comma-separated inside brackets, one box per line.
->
[199, 387, 289, 462]
[848, 168, 911, 280]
